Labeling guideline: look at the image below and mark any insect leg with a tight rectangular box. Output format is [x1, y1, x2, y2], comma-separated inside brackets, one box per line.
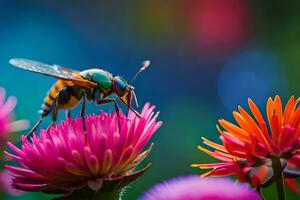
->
[66, 110, 71, 119]
[25, 116, 44, 139]
[26, 96, 56, 139]
[96, 98, 121, 131]
[51, 98, 59, 127]
[80, 93, 87, 132]
[56, 87, 73, 120]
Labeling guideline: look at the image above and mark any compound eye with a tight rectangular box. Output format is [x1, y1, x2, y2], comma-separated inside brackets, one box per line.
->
[113, 77, 127, 96]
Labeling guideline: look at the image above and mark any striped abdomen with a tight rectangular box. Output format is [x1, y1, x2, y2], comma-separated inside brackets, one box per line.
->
[40, 80, 74, 117]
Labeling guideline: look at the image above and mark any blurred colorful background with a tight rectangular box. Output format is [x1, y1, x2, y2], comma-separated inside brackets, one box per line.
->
[0, 0, 299, 199]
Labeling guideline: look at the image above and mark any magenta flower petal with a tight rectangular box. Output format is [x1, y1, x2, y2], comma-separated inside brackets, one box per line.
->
[5, 103, 162, 195]
[139, 175, 261, 200]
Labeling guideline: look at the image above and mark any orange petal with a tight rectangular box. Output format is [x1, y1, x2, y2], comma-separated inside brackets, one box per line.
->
[289, 106, 300, 128]
[233, 111, 253, 135]
[266, 97, 275, 127]
[202, 165, 236, 177]
[283, 96, 295, 125]
[197, 146, 232, 162]
[271, 114, 281, 144]
[218, 119, 251, 143]
[248, 98, 265, 123]
[260, 122, 276, 151]
[201, 137, 227, 153]
[214, 150, 234, 159]
[274, 95, 283, 127]
[191, 162, 232, 169]
[238, 106, 272, 152]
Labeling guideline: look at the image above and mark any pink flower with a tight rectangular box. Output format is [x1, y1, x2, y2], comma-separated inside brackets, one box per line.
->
[0, 170, 23, 196]
[139, 175, 261, 200]
[0, 87, 28, 196]
[0, 87, 29, 141]
[5, 103, 162, 197]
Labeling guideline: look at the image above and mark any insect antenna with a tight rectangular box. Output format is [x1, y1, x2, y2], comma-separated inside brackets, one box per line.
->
[130, 60, 150, 85]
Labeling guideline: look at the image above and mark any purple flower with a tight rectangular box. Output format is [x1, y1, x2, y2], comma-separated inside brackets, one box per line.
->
[5, 103, 162, 197]
[139, 175, 261, 200]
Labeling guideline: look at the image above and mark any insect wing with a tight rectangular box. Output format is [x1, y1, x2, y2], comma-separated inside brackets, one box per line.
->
[9, 58, 97, 87]
[10, 58, 77, 79]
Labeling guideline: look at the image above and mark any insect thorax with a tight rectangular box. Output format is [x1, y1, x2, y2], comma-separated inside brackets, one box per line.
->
[80, 69, 113, 93]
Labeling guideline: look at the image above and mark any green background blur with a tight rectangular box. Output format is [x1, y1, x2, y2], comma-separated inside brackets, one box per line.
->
[0, 0, 299, 199]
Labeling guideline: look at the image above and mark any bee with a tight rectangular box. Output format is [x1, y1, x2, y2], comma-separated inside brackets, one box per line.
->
[9, 58, 150, 138]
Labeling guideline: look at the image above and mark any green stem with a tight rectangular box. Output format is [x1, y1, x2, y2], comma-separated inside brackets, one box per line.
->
[271, 157, 286, 200]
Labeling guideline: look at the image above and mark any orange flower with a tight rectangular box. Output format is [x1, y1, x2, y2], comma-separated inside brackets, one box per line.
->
[192, 96, 300, 188]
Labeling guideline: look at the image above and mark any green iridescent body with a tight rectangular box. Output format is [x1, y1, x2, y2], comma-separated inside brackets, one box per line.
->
[80, 69, 113, 94]
[80, 69, 130, 99]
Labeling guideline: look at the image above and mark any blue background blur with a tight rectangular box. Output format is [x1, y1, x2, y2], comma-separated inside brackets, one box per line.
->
[0, 0, 299, 199]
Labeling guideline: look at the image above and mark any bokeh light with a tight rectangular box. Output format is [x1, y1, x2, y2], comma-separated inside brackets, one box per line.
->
[218, 46, 287, 111]
[186, 0, 251, 55]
